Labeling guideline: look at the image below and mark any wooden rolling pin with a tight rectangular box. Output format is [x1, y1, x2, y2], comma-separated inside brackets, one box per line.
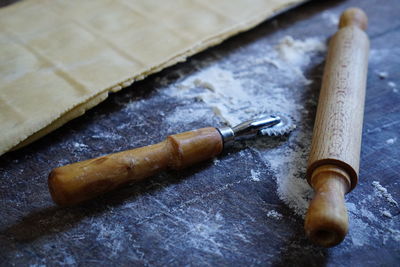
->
[304, 8, 369, 247]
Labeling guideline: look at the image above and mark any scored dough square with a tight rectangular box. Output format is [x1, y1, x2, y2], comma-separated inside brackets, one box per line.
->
[28, 23, 144, 91]
[130, 0, 233, 41]
[1, 71, 89, 143]
[201, 0, 285, 22]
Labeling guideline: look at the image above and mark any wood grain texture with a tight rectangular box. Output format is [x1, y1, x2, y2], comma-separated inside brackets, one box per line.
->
[307, 9, 369, 190]
[305, 8, 369, 247]
[48, 127, 223, 206]
[304, 165, 351, 246]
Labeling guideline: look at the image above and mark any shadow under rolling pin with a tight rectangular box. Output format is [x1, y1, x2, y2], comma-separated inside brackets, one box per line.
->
[304, 8, 369, 247]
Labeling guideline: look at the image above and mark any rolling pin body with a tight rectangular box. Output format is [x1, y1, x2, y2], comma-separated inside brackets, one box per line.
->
[304, 8, 369, 247]
[49, 127, 223, 206]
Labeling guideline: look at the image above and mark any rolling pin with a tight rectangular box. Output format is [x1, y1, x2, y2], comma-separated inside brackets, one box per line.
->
[304, 8, 369, 247]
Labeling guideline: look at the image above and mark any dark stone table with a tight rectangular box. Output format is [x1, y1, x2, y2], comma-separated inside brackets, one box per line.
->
[1, 0, 399, 266]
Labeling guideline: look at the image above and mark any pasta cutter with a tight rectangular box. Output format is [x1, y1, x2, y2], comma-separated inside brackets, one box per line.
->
[49, 113, 295, 206]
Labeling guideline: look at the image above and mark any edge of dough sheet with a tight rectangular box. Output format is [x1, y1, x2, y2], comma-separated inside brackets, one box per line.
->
[2, 0, 307, 156]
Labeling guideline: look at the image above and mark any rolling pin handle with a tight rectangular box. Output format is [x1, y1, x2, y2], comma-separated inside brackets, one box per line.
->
[339, 7, 368, 30]
[49, 127, 223, 206]
[304, 165, 351, 247]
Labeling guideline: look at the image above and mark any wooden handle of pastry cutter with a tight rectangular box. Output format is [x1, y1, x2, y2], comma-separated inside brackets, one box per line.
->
[304, 8, 369, 247]
[48, 127, 223, 206]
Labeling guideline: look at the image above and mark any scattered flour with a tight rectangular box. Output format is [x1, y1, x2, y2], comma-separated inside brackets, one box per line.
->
[387, 81, 397, 93]
[94, 222, 127, 257]
[71, 142, 90, 156]
[162, 35, 325, 217]
[347, 202, 379, 246]
[369, 49, 391, 63]
[166, 63, 296, 126]
[380, 209, 393, 218]
[165, 104, 210, 126]
[346, 202, 357, 214]
[389, 229, 400, 242]
[61, 255, 76, 265]
[344, 181, 400, 246]
[250, 169, 261, 182]
[252, 128, 314, 217]
[175, 65, 256, 125]
[159, 34, 400, 248]
[360, 207, 378, 223]
[347, 201, 400, 246]
[276, 36, 326, 68]
[73, 142, 88, 150]
[386, 138, 397, 145]
[372, 181, 399, 207]
[266, 210, 283, 220]
[348, 217, 378, 247]
[322, 11, 339, 26]
[376, 71, 388, 79]
[165, 209, 228, 256]
[91, 132, 122, 140]
[165, 35, 325, 127]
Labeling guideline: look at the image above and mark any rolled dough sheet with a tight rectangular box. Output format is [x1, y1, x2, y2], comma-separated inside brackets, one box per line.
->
[0, 0, 306, 156]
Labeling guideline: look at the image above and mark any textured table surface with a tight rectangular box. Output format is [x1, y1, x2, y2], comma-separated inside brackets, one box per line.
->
[1, 0, 399, 266]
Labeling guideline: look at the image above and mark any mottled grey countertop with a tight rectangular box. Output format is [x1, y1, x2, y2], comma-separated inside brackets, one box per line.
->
[1, 0, 399, 266]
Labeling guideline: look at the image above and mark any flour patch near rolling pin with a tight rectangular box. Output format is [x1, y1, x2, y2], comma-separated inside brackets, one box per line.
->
[348, 217, 379, 247]
[345, 202, 379, 246]
[266, 210, 283, 220]
[72, 142, 89, 151]
[322, 11, 340, 26]
[256, 130, 315, 217]
[174, 64, 256, 126]
[386, 138, 397, 145]
[348, 175, 399, 246]
[93, 221, 128, 257]
[380, 209, 393, 218]
[372, 181, 399, 207]
[387, 81, 398, 93]
[346, 199, 400, 246]
[164, 35, 326, 127]
[250, 169, 261, 182]
[376, 71, 389, 79]
[165, 103, 210, 126]
[276, 36, 326, 68]
[162, 36, 326, 218]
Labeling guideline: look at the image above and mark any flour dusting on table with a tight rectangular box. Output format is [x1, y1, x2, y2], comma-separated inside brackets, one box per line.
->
[162, 36, 326, 217]
[322, 11, 340, 26]
[277, 36, 326, 70]
[250, 169, 261, 182]
[386, 138, 396, 145]
[372, 181, 399, 207]
[163, 36, 400, 249]
[266, 210, 283, 220]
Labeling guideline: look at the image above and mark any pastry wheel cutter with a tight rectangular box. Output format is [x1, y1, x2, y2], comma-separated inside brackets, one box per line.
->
[49, 113, 295, 206]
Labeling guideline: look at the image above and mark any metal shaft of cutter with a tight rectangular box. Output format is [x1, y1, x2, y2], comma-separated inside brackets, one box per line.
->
[217, 115, 281, 146]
